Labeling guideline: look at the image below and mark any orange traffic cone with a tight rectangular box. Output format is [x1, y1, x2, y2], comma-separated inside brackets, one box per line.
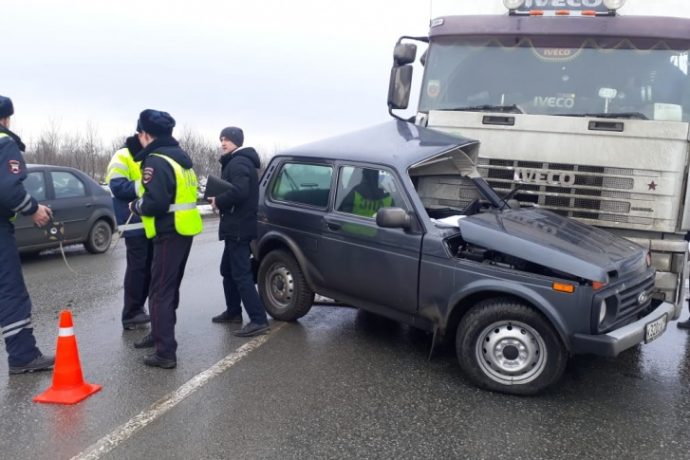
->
[33, 310, 101, 405]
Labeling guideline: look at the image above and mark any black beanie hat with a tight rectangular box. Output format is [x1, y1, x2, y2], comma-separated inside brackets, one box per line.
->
[0, 96, 14, 119]
[220, 126, 244, 147]
[136, 109, 176, 137]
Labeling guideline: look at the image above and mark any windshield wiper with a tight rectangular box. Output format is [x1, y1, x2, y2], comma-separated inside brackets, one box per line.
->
[554, 112, 648, 120]
[438, 104, 524, 114]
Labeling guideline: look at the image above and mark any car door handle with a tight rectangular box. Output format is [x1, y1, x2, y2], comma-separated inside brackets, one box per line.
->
[84, 202, 92, 207]
[326, 221, 341, 231]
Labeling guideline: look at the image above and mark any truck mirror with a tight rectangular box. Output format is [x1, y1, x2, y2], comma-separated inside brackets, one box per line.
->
[394, 43, 417, 66]
[388, 65, 413, 110]
[376, 207, 412, 229]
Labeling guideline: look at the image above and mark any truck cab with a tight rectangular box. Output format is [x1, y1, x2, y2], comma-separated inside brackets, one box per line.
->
[388, 0, 690, 318]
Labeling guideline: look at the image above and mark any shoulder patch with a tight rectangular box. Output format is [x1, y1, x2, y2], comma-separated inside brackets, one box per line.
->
[8, 160, 21, 174]
[143, 167, 154, 184]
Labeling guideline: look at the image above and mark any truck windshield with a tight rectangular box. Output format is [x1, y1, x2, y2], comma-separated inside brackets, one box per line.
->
[419, 37, 690, 121]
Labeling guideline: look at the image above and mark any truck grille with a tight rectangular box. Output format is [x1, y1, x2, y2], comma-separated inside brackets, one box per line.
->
[474, 159, 655, 227]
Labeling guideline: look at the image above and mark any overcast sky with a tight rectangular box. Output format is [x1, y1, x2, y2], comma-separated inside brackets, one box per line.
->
[4, 0, 690, 150]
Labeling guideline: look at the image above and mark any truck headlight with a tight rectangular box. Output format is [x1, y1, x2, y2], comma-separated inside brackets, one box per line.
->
[503, 0, 525, 10]
[598, 300, 607, 326]
[603, 0, 626, 10]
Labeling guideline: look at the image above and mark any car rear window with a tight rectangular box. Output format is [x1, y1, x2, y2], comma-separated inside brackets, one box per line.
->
[270, 163, 333, 208]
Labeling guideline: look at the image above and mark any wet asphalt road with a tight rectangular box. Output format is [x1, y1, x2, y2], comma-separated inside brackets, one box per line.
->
[1, 219, 690, 459]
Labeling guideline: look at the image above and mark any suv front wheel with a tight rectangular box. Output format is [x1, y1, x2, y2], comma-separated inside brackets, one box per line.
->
[456, 298, 567, 395]
[258, 249, 314, 321]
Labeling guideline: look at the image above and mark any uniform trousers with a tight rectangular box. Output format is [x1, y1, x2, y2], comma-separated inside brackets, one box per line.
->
[148, 232, 193, 360]
[123, 235, 153, 322]
[0, 223, 40, 366]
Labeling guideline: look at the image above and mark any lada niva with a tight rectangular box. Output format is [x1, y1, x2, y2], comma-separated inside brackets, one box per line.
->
[254, 121, 672, 394]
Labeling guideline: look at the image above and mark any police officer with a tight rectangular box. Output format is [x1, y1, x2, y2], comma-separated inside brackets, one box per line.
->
[129, 110, 202, 369]
[106, 135, 152, 330]
[0, 95, 54, 374]
[339, 168, 393, 217]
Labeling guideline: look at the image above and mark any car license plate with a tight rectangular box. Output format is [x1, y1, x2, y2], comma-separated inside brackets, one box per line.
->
[644, 314, 668, 344]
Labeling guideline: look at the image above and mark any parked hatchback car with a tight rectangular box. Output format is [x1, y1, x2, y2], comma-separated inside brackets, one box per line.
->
[254, 121, 674, 395]
[15, 164, 116, 254]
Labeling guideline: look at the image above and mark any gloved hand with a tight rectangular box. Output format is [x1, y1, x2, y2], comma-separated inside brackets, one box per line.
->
[129, 199, 142, 216]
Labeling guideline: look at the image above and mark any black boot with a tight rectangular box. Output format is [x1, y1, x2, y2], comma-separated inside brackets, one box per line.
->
[134, 333, 155, 348]
[143, 353, 176, 369]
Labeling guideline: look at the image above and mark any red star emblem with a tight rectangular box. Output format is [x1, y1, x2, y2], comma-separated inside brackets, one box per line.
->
[647, 181, 657, 191]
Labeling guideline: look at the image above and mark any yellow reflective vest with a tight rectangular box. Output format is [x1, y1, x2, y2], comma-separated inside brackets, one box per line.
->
[105, 147, 144, 197]
[352, 191, 393, 217]
[141, 153, 203, 239]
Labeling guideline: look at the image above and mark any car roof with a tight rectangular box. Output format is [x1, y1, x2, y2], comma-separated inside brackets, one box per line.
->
[278, 121, 479, 169]
[28, 163, 78, 170]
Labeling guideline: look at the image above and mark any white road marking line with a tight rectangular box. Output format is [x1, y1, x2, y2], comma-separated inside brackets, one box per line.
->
[71, 324, 285, 460]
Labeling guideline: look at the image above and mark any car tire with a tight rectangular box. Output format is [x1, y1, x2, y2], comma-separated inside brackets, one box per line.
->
[456, 298, 567, 395]
[258, 249, 314, 321]
[84, 219, 113, 254]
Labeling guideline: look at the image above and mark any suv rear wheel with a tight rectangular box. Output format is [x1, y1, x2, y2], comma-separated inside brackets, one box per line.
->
[258, 250, 314, 321]
[84, 219, 112, 254]
[456, 298, 567, 395]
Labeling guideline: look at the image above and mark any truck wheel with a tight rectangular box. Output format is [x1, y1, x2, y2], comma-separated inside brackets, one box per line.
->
[456, 298, 567, 395]
[258, 250, 314, 321]
[84, 219, 112, 254]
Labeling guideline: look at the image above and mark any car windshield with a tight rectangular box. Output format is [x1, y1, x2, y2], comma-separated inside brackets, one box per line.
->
[419, 36, 690, 121]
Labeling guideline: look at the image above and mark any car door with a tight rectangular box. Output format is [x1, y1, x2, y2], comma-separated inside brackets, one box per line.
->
[13, 169, 50, 249]
[48, 170, 91, 241]
[317, 164, 422, 314]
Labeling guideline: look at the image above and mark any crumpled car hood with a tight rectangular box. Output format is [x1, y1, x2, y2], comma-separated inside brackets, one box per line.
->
[458, 208, 646, 282]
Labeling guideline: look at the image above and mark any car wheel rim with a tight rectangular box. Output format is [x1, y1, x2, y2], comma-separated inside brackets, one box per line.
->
[267, 263, 294, 309]
[475, 320, 547, 385]
[93, 224, 109, 250]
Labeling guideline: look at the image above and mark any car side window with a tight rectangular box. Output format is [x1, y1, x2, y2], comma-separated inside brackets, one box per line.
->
[335, 166, 406, 218]
[52, 171, 86, 199]
[270, 162, 333, 208]
[24, 171, 47, 201]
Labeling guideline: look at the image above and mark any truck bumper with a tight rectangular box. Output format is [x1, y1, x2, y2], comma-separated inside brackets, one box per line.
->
[570, 301, 675, 357]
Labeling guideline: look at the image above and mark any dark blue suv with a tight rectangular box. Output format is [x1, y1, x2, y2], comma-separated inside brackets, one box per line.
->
[254, 121, 672, 395]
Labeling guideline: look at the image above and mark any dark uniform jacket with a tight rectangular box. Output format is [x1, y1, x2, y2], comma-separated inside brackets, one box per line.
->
[133, 135, 194, 237]
[109, 136, 145, 238]
[0, 127, 38, 222]
[215, 147, 261, 241]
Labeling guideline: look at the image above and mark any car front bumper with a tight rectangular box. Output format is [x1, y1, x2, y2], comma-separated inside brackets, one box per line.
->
[570, 301, 675, 357]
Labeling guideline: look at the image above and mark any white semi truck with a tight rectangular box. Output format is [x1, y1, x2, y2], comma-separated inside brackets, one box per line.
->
[388, 0, 690, 318]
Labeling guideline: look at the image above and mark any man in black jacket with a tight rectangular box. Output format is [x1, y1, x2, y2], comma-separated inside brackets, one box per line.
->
[0, 95, 54, 374]
[208, 126, 269, 337]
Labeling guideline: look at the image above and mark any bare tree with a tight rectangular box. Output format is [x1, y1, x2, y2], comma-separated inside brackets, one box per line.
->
[22, 124, 282, 186]
[27, 120, 62, 165]
[177, 126, 220, 179]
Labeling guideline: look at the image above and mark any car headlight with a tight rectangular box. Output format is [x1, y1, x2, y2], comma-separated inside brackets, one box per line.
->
[598, 299, 607, 326]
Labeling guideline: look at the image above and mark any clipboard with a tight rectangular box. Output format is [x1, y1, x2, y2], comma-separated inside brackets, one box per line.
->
[203, 175, 233, 200]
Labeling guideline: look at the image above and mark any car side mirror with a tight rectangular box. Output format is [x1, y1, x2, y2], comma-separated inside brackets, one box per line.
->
[376, 207, 412, 229]
[388, 65, 413, 110]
